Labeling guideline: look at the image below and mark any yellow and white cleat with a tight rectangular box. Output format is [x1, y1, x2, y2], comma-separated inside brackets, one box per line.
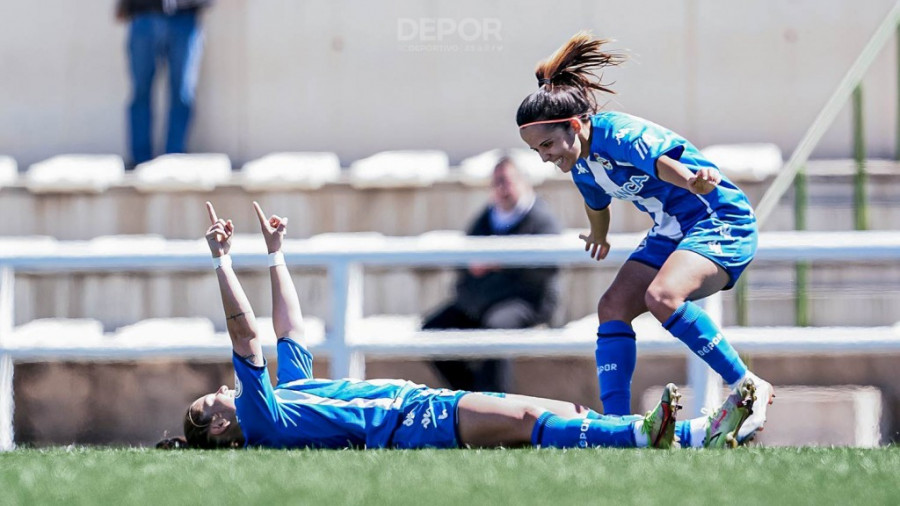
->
[704, 377, 756, 449]
[642, 383, 682, 449]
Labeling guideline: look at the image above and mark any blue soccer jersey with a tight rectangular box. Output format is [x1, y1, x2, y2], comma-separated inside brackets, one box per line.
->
[572, 111, 755, 241]
[232, 338, 460, 449]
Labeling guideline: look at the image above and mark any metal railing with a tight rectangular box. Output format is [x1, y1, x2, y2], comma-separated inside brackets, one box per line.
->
[748, 1, 900, 326]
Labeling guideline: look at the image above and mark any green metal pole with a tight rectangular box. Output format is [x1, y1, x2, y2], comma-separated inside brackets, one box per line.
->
[735, 276, 748, 326]
[853, 84, 868, 230]
[794, 165, 809, 326]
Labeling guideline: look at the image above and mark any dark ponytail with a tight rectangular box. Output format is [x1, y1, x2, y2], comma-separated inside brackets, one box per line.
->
[156, 436, 189, 449]
[516, 31, 626, 127]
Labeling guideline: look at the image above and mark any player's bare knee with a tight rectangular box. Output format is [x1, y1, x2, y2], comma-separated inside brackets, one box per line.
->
[520, 405, 546, 426]
[644, 284, 682, 317]
[597, 293, 626, 321]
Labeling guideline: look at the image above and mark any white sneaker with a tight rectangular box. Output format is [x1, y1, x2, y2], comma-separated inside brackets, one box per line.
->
[736, 373, 775, 443]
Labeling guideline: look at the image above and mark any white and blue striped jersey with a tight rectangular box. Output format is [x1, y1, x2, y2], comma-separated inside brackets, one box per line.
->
[572, 111, 755, 241]
[233, 338, 426, 449]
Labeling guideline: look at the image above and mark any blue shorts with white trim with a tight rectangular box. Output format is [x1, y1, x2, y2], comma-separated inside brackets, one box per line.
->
[628, 216, 758, 289]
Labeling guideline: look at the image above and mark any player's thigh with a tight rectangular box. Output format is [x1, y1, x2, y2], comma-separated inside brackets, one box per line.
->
[651, 249, 729, 303]
[597, 260, 657, 322]
[456, 393, 543, 447]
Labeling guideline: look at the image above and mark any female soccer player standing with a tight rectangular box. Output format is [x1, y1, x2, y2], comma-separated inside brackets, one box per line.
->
[516, 32, 773, 442]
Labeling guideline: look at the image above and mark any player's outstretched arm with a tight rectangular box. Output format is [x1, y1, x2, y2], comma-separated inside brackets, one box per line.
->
[205, 201, 264, 366]
[253, 202, 306, 346]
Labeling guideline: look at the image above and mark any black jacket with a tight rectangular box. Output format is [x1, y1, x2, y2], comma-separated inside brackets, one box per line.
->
[453, 197, 561, 321]
[118, 0, 212, 16]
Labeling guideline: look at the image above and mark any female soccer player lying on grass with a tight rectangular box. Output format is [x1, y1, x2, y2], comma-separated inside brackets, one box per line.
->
[157, 202, 754, 451]
[516, 32, 774, 443]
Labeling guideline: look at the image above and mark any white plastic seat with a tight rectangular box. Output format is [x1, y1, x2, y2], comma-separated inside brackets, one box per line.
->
[0, 155, 17, 188]
[8, 319, 105, 349]
[26, 155, 124, 193]
[112, 318, 217, 348]
[240, 152, 340, 191]
[132, 153, 231, 192]
[349, 150, 448, 188]
[701, 143, 783, 182]
[458, 148, 557, 186]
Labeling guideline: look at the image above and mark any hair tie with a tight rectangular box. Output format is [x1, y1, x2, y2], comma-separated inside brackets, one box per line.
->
[538, 77, 551, 87]
[187, 408, 210, 429]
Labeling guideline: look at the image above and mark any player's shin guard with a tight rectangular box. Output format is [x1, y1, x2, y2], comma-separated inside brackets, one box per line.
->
[664, 301, 747, 385]
[595, 321, 637, 415]
[531, 412, 635, 448]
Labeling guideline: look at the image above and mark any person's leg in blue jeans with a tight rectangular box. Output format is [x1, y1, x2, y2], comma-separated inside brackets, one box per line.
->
[165, 11, 204, 155]
[127, 14, 163, 166]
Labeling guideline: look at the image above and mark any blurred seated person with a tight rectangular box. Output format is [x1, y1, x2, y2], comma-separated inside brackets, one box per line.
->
[423, 156, 562, 392]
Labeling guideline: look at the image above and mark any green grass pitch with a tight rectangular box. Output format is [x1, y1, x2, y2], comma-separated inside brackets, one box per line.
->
[2, 447, 899, 505]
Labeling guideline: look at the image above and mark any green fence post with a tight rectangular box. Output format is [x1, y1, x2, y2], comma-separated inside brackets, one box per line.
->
[853, 84, 868, 230]
[735, 277, 748, 327]
[794, 165, 809, 326]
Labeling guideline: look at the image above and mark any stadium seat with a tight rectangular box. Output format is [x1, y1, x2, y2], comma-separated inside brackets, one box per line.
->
[25, 155, 124, 193]
[0, 155, 16, 188]
[458, 148, 558, 186]
[349, 150, 449, 188]
[240, 152, 341, 191]
[8, 319, 105, 349]
[701, 143, 783, 182]
[132, 153, 231, 192]
[113, 318, 217, 348]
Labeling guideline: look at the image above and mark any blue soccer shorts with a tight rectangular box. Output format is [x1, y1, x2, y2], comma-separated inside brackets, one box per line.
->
[390, 389, 468, 449]
[628, 216, 758, 289]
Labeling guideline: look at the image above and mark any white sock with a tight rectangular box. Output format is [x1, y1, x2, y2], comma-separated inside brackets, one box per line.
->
[632, 421, 649, 447]
[689, 418, 708, 448]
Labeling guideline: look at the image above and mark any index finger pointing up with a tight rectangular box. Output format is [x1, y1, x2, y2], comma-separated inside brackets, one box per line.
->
[252, 201, 267, 226]
[206, 201, 218, 224]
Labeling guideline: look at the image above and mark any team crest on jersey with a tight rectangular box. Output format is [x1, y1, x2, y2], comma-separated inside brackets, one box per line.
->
[591, 153, 613, 171]
[234, 375, 243, 399]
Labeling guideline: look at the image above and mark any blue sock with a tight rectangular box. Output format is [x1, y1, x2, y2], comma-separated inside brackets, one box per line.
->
[585, 409, 641, 423]
[595, 321, 637, 415]
[587, 406, 693, 449]
[531, 412, 636, 448]
[663, 301, 747, 385]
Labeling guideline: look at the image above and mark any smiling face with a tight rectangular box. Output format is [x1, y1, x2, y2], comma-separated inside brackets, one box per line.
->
[519, 120, 589, 173]
[191, 384, 237, 418]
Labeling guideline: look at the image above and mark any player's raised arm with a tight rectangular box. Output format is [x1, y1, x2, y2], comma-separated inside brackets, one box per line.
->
[205, 201, 263, 366]
[253, 202, 306, 346]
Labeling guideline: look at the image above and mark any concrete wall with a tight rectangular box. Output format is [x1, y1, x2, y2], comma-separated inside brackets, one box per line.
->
[0, 0, 897, 168]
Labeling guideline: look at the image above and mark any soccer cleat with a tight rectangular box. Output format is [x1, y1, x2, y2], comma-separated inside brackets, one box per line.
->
[737, 375, 775, 443]
[704, 377, 755, 449]
[641, 383, 682, 449]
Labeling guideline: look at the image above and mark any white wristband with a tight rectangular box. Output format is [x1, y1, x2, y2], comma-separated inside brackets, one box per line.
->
[212, 254, 232, 270]
[268, 251, 285, 267]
